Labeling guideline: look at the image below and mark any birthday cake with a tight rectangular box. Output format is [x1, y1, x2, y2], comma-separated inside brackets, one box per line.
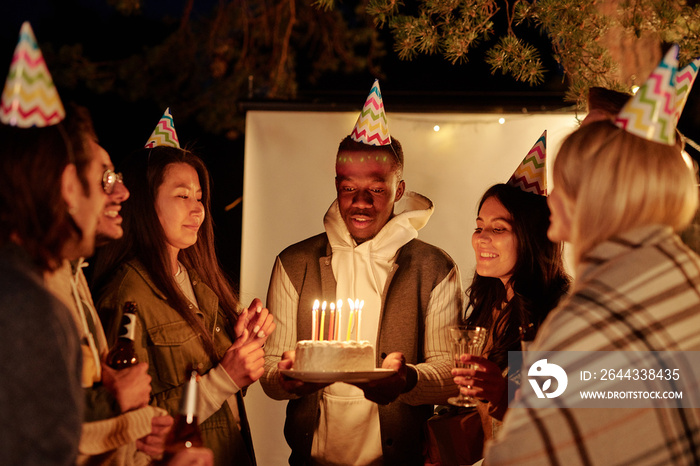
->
[295, 340, 375, 372]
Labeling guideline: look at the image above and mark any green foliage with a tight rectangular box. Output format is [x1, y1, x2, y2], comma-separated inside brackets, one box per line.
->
[485, 35, 545, 85]
[316, 0, 700, 107]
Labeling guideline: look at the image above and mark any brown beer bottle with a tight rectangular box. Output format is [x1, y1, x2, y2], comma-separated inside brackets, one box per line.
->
[106, 302, 139, 369]
[162, 370, 204, 461]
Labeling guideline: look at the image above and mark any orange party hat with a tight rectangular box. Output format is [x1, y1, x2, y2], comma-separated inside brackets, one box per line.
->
[614, 45, 678, 145]
[145, 107, 180, 148]
[507, 130, 547, 196]
[0, 22, 65, 128]
[350, 79, 391, 146]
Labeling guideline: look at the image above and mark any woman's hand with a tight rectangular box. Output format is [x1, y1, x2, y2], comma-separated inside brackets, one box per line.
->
[219, 329, 265, 389]
[452, 354, 507, 406]
[234, 298, 276, 346]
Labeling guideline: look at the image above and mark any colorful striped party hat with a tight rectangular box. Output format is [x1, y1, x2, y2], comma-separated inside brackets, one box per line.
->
[350, 79, 391, 146]
[145, 107, 180, 148]
[507, 130, 547, 196]
[0, 22, 65, 128]
[614, 45, 679, 145]
[673, 57, 700, 124]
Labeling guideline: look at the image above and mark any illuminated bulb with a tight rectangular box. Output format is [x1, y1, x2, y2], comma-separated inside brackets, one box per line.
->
[498, 118, 505, 124]
[433, 125, 440, 132]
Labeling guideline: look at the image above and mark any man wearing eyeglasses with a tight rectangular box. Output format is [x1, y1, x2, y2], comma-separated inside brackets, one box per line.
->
[46, 134, 174, 464]
[97, 168, 127, 245]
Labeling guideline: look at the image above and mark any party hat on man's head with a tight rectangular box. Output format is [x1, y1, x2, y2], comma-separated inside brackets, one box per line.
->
[615, 45, 679, 145]
[145, 107, 180, 148]
[350, 79, 391, 146]
[507, 130, 547, 196]
[673, 57, 700, 124]
[0, 22, 65, 128]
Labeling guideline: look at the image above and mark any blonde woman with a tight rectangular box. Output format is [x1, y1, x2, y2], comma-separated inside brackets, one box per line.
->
[484, 117, 700, 465]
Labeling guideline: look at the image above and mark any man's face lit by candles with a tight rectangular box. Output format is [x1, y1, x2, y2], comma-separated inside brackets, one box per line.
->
[335, 151, 405, 244]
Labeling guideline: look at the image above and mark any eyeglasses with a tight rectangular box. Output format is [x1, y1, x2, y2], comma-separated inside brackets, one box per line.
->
[102, 169, 124, 195]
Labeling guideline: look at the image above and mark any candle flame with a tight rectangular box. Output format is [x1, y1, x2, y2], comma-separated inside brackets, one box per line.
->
[313, 299, 320, 310]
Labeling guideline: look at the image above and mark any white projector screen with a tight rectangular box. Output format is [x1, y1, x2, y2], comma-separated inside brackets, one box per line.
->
[239, 110, 579, 465]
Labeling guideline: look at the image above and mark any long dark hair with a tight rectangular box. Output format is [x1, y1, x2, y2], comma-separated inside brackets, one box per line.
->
[465, 184, 570, 369]
[0, 104, 96, 271]
[94, 146, 240, 361]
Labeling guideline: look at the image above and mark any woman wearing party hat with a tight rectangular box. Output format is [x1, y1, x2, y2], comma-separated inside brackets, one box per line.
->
[95, 109, 274, 466]
[441, 132, 570, 464]
[484, 45, 700, 465]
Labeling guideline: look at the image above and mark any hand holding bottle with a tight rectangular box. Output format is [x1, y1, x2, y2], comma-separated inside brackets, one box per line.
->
[107, 302, 140, 369]
[101, 361, 152, 412]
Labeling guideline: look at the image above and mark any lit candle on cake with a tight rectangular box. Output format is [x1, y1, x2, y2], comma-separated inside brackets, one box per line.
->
[346, 298, 354, 341]
[312, 299, 319, 341]
[329, 302, 335, 343]
[357, 300, 364, 341]
[335, 299, 342, 340]
[320, 301, 327, 341]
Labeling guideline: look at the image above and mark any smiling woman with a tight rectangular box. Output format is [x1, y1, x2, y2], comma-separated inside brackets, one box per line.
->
[448, 182, 570, 458]
[472, 196, 517, 287]
[93, 145, 275, 465]
[155, 162, 205, 271]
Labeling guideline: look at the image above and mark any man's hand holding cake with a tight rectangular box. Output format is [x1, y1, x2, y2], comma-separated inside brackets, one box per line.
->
[350, 352, 414, 405]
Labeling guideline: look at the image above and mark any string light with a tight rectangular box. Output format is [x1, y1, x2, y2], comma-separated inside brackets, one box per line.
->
[433, 125, 440, 132]
[498, 118, 506, 124]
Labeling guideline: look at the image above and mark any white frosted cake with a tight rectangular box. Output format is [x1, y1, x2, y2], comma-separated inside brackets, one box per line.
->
[295, 340, 375, 372]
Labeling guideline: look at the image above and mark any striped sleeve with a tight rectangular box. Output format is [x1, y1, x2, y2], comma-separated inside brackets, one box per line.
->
[260, 257, 300, 400]
[398, 265, 462, 405]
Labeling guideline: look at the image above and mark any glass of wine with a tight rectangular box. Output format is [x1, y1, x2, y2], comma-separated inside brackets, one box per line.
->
[448, 325, 488, 407]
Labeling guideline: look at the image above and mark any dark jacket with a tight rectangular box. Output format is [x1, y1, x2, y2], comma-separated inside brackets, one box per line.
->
[0, 244, 83, 465]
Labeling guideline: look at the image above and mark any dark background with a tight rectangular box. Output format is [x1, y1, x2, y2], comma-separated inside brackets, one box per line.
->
[2, 0, 699, 284]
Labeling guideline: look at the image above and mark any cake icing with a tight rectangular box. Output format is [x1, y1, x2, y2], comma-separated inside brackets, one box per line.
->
[295, 340, 375, 372]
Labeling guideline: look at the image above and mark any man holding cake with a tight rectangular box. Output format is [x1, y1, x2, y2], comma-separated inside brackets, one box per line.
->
[261, 80, 463, 465]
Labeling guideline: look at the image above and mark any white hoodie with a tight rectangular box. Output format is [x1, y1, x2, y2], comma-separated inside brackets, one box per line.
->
[311, 191, 434, 466]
